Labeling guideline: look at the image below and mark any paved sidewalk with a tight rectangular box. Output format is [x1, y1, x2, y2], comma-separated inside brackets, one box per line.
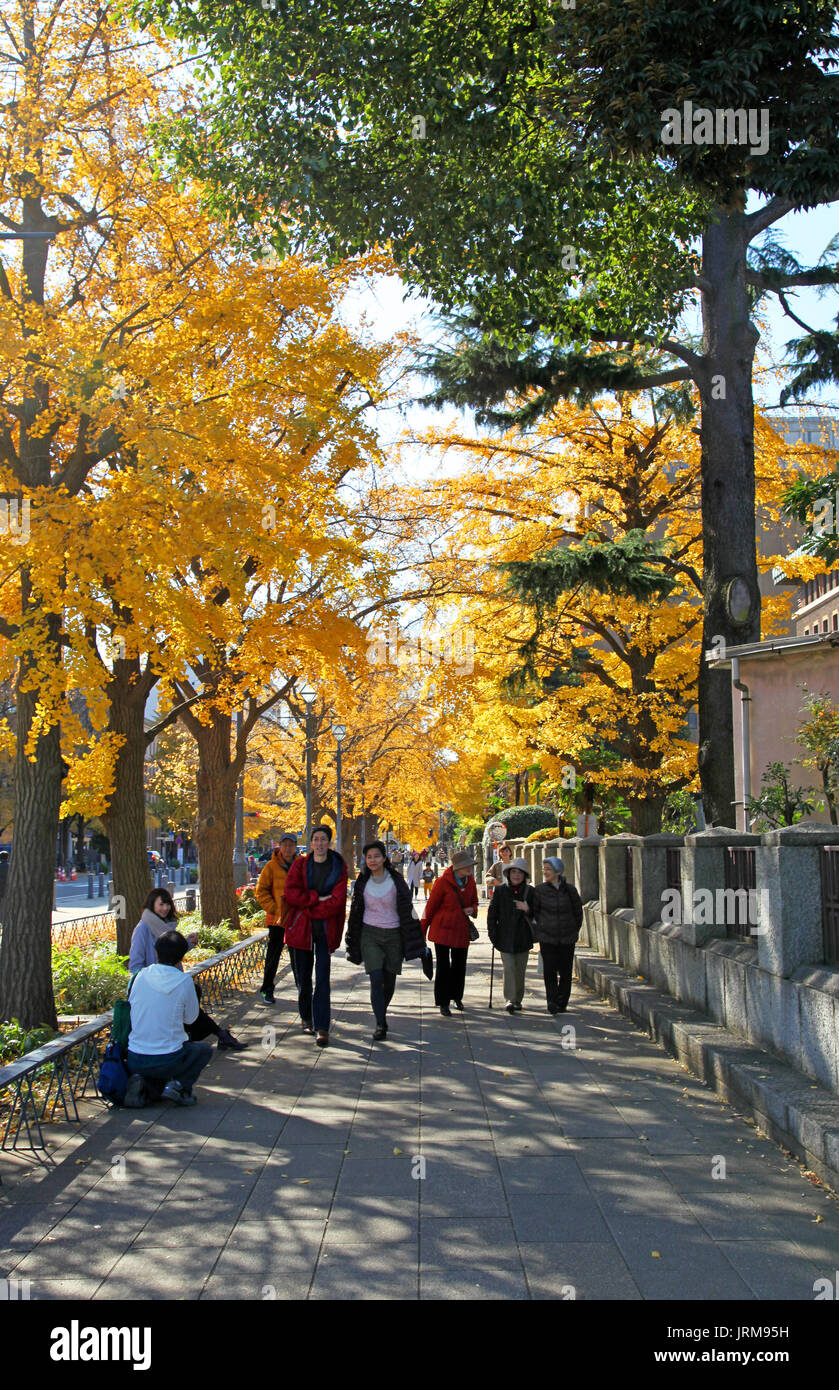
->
[2, 939, 839, 1300]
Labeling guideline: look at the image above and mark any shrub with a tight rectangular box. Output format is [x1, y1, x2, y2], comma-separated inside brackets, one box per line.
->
[191, 923, 237, 955]
[0, 1018, 57, 1062]
[525, 827, 562, 843]
[52, 944, 129, 1014]
[484, 805, 556, 843]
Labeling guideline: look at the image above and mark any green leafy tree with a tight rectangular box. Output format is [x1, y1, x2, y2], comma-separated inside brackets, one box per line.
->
[745, 761, 814, 830]
[136, 0, 839, 826]
[797, 687, 839, 824]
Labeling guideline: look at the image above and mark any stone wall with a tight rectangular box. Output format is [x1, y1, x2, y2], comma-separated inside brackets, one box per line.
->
[489, 827, 839, 1095]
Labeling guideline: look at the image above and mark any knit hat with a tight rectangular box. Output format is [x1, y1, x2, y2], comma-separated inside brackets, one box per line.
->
[503, 857, 530, 879]
[544, 856, 565, 877]
[451, 849, 475, 873]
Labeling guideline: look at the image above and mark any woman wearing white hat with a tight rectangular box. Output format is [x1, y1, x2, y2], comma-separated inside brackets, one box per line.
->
[487, 857, 535, 1013]
[532, 857, 583, 1013]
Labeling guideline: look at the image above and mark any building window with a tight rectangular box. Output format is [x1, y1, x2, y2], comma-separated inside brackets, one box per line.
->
[825, 620, 830, 633]
[834, 614, 838, 631]
[805, 627, 810, 635]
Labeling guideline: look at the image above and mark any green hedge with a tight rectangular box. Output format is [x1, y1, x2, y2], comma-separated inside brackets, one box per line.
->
[484, 805, 556, 842]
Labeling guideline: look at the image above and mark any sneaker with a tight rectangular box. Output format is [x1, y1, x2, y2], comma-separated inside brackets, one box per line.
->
[123, 1074, 147, 1109]
[451, 999, 464, 1011]
[260, 990, 276, 1006]
[373, 1025, 388, 1041]
[162, 1079, 198, 1107]
[315, 1031, 329, 1048]
[439, 1004, 452, 1018]
[505, 1002, 515, 1014]
[217, 1029, 249, 1050]
[301, 1020, 314, 1035]
[513, 1003, 523, 1012]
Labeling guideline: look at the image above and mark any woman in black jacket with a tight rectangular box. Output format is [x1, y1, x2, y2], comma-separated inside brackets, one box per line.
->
[531, 856, 583, 1013]
[487, 857, 535, 1014]
[345, 841, 431, 1039]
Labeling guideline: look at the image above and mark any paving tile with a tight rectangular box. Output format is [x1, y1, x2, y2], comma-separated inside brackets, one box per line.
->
[311, 1245, 418, 1300]
[716, 1239, 824, 1300]
[498, 1156, 590, 1195]
[508, 1193, 615, 1244]
[419, 1217, 518, 1263]
[520, 1242, 643, 1300]
[420, 1263, 529, 1300]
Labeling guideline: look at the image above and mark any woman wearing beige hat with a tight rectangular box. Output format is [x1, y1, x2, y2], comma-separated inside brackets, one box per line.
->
[487, 857, 535, 1012]
[421, 848, 479, 1016]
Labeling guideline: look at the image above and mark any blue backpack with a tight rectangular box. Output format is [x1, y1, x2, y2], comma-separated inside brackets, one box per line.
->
[97, 1040, 129, 1104]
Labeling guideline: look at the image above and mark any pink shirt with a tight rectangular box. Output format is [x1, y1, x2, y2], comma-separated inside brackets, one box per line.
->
[363, 873, 400, 929]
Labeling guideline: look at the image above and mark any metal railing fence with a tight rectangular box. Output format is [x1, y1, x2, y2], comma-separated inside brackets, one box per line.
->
[0, 927, 266, 1152]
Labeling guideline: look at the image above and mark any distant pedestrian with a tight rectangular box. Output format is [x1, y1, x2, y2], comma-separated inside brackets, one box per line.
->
[405, 851, 423, 899]
[345, 840, 429, 1040]
[421, 848, 478, 1017]
[390, 845, 404, 877]
[485, 841, 513, 893]
[255, 833, 298, 1004]
[487, 857, 535, 1013]
[420, 857, 438, 899]
[284, 825, 348, 1047]
[532, 857, 583, 1014]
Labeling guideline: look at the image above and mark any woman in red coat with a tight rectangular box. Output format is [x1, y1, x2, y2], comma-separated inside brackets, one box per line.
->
[283, 825, 348, 1047]
[421, 848, 479, 1016]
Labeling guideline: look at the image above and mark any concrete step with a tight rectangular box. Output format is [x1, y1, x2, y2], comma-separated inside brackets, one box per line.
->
[575, 946, 839, 1188]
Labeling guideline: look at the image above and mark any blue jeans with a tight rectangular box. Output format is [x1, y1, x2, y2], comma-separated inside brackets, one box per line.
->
[290, 932, 331, 1031]
[126, 1041, 213, 1094]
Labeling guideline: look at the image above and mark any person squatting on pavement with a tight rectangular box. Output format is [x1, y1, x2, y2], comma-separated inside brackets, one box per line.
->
[531, 856, 583, 1013]
[128, 888, 246, 1050]
[283, 825, 348, 1048]
[345, 840, 431, 1040]
[124, 931, 214, 1107]
[255, 833, 298, 1004]
[487, 856, 535, 1013]
[421, 847, 478, 1017]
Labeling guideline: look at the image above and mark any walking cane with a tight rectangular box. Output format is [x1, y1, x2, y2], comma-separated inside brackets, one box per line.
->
[489, 945, 496, 1008]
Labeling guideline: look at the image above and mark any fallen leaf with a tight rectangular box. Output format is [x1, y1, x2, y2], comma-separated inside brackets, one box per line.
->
[393, 1147, 402, 1155]
[651, 1251, 661, 1258]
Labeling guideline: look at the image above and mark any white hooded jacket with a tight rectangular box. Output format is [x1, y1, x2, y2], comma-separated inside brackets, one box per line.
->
[126, 963, 199, 1056]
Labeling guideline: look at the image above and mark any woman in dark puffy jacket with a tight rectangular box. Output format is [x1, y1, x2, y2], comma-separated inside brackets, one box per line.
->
[531, 856, 583, 1014]
[345, 841, 430, 1040]
[487, 857, 535, 1014]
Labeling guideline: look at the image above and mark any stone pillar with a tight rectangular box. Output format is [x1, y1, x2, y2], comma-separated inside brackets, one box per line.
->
[556, 838, 576, 889]
[757, 825, 839, 977]
[680, 827, 760, 947]
[575, 835, 602, 903]
[636, 834, 684, 929]
[524, 842, 536, 880]
[599, 833, 637, 914]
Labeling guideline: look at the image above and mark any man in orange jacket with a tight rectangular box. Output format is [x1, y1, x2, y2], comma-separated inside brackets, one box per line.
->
[255, 834, 298, 1004]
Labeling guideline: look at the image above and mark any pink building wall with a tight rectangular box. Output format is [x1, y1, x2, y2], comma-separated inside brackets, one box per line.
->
[731, 638, 839, 829]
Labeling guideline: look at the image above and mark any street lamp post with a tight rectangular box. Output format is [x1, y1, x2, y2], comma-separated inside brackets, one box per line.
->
[298, 681, 317, 844]
[360, 772, 366, 860]
[233, 709, 247, 888]
[332, 724, 346, 861]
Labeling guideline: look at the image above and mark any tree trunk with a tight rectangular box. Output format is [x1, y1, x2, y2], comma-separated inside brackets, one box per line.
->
[192, 712, 240, 929]
[0, 636, 62, 1029]
[697, 208, 761, 826]
[629, 796, 664, 836]
[104, 659, 154, 957]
